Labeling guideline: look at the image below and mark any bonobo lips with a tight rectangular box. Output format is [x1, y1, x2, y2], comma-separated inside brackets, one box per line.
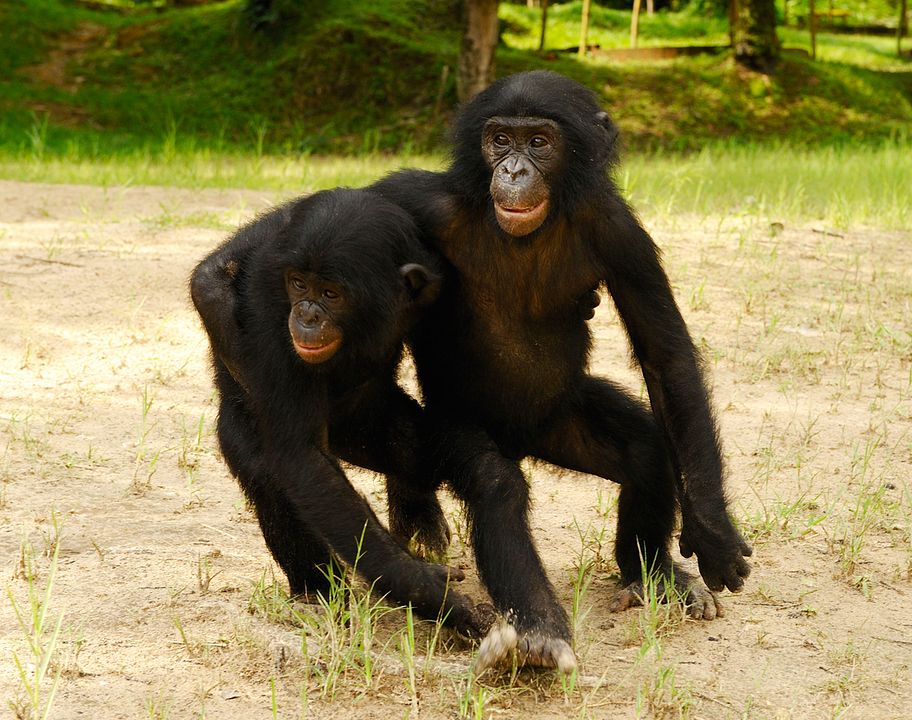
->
[293, 338, 341, 364]
[493, 198, 549, 237]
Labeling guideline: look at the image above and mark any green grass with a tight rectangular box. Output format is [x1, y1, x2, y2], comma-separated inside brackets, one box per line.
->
[2, 138, 908, 228]
[0, 1, 909, 226]
[502, 1, 910, 59]
[1, 0, 910, 156]
[619, 140, 912, 227]
[501, 2, 731, 51]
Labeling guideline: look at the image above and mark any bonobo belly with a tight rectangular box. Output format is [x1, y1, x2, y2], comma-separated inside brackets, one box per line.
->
[446, 315, 589, 440]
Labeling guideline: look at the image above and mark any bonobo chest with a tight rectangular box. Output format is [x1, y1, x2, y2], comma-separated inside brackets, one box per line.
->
[430, 213, 600, 417]
[440, 212, 601, 324]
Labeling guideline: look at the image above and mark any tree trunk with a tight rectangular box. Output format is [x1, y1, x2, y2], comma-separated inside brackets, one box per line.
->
[809, 0, 817, 59]
[647, 0, 654, 15]
[578, 0, 591, 58]
[458, 0, 499, 102]
[899, 0, 909, 58]
[631, 0, 642, 49]
[732, 0, 780, 72]
[539, 0, 549, 51]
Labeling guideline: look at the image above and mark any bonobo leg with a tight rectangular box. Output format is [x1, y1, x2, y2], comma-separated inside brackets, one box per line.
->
[215, 364, 332, 596]
[331, 381, 450, 559]
[433, 424, 576, 674]
[532, 376, 722, 621]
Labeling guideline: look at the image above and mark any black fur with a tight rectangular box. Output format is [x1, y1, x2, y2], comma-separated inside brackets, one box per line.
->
[189, 188, 491, 637]
[371, 71, 751, 649]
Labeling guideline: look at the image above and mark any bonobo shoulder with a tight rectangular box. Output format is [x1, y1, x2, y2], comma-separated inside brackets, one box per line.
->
[371, 170, 453, 230]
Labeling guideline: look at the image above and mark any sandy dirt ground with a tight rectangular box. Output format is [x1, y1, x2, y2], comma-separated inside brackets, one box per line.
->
[0, 180, 910, 719]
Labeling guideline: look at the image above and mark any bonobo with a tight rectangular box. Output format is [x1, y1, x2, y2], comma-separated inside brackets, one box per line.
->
[371, 71, 752, 671]
[189, 189, 492, 637]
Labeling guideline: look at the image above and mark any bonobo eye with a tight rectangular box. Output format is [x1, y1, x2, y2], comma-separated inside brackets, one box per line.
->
[493, 133, 510, 147]
[323, 289, 340, 300]
[529, 136, 550, 149]
[291, 277, 308, 292]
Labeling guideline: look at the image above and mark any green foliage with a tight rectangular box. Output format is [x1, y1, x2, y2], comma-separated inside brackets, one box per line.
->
[780, 0, 904, 26]
[500, 2, 731, 50]
[0, 0, 909, 157]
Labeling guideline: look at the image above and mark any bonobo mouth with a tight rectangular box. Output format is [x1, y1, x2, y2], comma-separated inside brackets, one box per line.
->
[293, 338, 342, 364]
[493, 198, 549, 237]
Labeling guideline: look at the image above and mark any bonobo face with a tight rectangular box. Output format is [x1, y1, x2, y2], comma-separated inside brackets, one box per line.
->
[482, 116, 562, 237]
[285, 270, 346, 364]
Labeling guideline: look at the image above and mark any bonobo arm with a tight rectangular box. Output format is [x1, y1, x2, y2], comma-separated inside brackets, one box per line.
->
[371, 170, 450, 236]
[598, 201, 751, 594]
[254, 386, 490, 636]
[189, 204, 293, 382]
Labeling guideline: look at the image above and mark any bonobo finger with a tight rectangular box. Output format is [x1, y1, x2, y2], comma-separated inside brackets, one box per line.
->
[737, 555, 751, 577]
[609, 585, 642, 613]
[685, 586, 720, 621]
[447, 565, 466, 582]
[701, 568, 725, 593]
[740, 538, 754, 557]
[580, 290, 601, 320]
[429, 564, 465, 583]
[679, 536, 694, 558]
[724, 572, 744, 594]
[721, 559, 750, 594]
[467, 603, 497, 638]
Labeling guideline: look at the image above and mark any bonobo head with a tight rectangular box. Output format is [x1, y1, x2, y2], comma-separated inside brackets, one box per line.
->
[254, 189, 440, 368]
[284, 268, 346, 364]
[451, 70, 621, 237]
[284, 261, 437, 365]
[482, 116, 562, 237]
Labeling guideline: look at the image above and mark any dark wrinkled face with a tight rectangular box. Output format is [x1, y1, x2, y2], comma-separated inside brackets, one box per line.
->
[482, 116, 562, 237]
[285, 270, 346, 364]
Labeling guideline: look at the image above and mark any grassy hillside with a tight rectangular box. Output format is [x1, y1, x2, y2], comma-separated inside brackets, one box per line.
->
[0, 0, 910, 158]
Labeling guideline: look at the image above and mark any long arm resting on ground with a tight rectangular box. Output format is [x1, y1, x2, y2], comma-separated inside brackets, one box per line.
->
[599, 205, 751, 593]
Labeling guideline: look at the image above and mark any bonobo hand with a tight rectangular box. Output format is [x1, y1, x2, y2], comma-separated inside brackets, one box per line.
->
[424, 563, 496, 639]
[679, 513, 752, 593]
[578, 287, 601, 321]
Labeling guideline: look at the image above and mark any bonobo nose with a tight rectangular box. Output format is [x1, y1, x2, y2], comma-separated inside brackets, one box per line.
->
[500, 158, 528, 183]
[295, 303, 322, 325]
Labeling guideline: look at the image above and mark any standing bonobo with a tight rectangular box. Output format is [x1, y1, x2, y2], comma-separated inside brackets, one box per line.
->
[189, 189, 492, 637]
[372, 71, 751, 671]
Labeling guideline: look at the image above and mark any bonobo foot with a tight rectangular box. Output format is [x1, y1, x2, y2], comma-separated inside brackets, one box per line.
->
[473, 619, 577, 674]
[610, 565, 724, 621]
[389, 493, 452, 561]
[462, 602, 498, 640]
[423, 562, 497, 639]
[679, 509, 753, 594]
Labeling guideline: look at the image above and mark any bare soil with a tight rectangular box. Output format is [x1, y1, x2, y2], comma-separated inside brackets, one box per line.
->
[1, 180, 910, 719]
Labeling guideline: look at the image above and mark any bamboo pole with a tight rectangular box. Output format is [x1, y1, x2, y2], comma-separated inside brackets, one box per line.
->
[578, 0, 591, 58]
[539, 0, 549, 51]
[631, 0, 642, 49]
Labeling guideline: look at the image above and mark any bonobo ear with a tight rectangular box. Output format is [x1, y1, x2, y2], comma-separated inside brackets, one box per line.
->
[400, 263, 442, 307]
[594, 110, 620, 164]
